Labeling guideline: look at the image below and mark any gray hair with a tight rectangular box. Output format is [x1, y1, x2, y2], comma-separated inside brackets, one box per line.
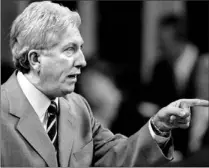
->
[10, 1, 81, 73]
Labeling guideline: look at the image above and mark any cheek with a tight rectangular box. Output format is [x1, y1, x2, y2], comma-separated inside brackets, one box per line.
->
[40, 56, 75, 83]
[59, 57, 74, 70]
[57, 57, 75, 80]
[40, 60, 61, 82]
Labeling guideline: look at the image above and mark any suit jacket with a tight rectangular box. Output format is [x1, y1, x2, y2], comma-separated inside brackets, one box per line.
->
[1, 71, 173, 167]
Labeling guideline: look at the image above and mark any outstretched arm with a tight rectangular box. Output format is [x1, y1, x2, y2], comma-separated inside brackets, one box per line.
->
[81, 95, 208, 167]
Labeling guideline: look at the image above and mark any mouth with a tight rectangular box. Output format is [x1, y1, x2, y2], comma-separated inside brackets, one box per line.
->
[68, 74, 77, 78]
[67, 73, 80, 80]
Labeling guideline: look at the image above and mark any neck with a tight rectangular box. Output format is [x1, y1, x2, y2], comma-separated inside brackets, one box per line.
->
[24, 71, 40, 87]
[24, 71, 50, 97]
[25, 72, 57, 100]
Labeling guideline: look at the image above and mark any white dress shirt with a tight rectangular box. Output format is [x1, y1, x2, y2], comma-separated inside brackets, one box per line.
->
[17, 71, 58, 131]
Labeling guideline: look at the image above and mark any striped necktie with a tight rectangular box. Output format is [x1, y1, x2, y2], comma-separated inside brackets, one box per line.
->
[47, 101, 58, 151]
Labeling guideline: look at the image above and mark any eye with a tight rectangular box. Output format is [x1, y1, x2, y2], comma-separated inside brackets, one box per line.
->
[65, 47, 75, 55]
[66, 47, 74, 51]
[80, 44, 84, 50]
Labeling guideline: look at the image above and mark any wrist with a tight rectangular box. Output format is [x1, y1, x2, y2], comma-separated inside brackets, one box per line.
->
[151, 117, 171, 137]
[152, 116, 171, 132]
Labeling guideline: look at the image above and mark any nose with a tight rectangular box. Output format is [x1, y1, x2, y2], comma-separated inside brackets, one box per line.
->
[74, 50, 87, 68]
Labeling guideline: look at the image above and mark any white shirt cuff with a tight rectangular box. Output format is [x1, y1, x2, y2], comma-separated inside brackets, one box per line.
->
[148, 119, 171, 144]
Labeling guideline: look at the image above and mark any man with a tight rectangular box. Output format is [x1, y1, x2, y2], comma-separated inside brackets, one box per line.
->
[1, 1, 208, 167]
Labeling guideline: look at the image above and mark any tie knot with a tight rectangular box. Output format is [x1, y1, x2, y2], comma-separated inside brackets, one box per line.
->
[48, 101, 58, 115]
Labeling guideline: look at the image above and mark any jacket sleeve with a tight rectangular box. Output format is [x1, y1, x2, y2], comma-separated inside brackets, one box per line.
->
[79, 94, 174, 167]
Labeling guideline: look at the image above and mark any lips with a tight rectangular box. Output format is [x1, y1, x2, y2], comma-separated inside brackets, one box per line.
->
[68, 74, 77, 78]
[67, 73, 80, 78]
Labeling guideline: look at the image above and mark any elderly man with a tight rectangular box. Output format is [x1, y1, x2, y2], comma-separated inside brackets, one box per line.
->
[1, 1, 208, 167]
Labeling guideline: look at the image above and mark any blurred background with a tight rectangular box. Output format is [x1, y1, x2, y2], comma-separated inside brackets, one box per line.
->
[1, 0, 209, 166]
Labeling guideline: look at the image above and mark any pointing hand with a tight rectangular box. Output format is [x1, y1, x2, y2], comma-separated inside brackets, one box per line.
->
[152, 99, 209, 132]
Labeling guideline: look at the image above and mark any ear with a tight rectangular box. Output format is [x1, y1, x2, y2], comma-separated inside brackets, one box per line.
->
[28, 50, 41, 72]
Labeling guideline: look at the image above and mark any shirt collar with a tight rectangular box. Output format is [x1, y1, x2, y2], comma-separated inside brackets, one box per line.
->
[17, 71, 58, 119]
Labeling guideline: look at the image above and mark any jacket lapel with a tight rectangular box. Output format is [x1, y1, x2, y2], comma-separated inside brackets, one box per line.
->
[16, 108, 58, 167]
[58, 97, 76, 167]
[5, 71, 58, 167]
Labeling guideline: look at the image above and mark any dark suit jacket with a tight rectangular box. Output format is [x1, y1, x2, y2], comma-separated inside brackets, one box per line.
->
[1, 71, 173, 167]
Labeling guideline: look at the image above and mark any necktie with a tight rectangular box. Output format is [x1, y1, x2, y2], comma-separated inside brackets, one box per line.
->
[47, 101, 58, 151]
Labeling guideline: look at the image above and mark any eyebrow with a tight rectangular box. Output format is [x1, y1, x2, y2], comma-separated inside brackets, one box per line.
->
[62, 40, 84, 49]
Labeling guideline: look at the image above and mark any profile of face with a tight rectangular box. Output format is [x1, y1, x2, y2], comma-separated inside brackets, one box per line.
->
[37, 26, 86, 98]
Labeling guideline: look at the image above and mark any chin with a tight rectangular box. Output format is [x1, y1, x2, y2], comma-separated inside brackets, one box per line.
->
[62, 87, 75, 96]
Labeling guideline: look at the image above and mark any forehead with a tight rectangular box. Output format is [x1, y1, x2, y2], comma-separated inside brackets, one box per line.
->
[59, 26, 84, 47]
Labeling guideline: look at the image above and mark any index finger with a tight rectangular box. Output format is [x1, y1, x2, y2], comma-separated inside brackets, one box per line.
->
[179, 99, 209, 107]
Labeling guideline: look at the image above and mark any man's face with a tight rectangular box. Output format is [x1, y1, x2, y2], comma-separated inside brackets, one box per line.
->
[38, 26, 86, 98]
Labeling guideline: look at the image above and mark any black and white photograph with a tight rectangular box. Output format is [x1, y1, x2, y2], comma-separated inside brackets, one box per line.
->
[1, 0, 209, 167]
